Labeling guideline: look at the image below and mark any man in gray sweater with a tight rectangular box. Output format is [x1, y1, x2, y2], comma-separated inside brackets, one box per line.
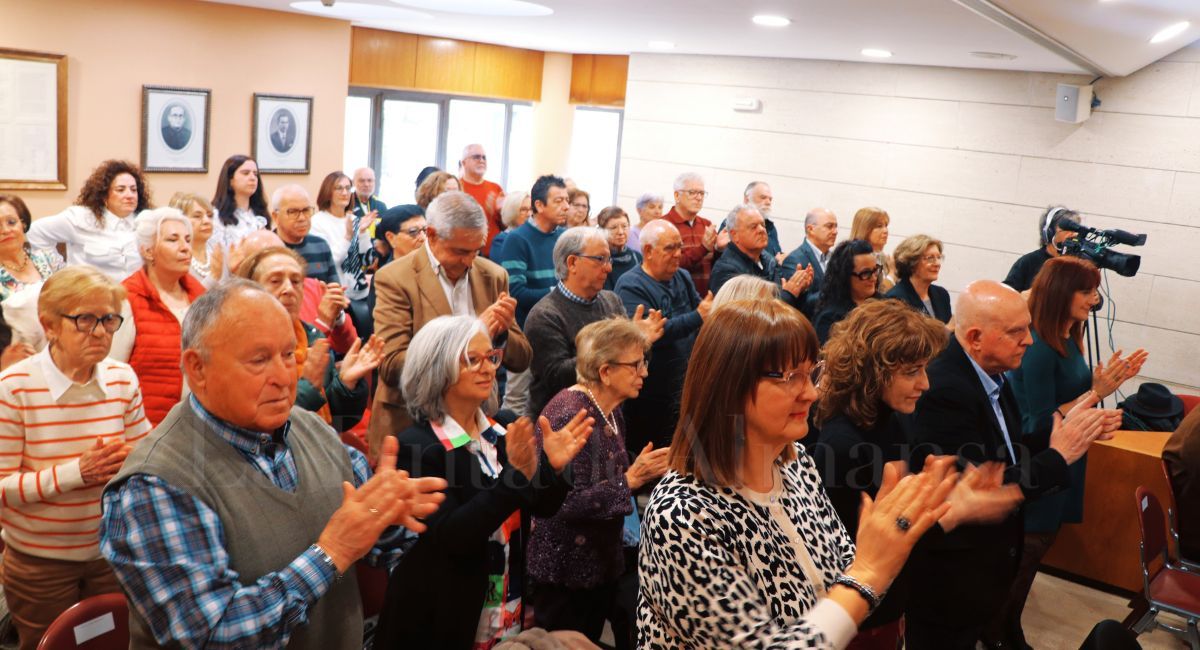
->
[525, 227, 664, 419]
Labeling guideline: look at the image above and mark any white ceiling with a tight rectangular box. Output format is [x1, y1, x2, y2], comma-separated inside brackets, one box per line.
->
[205, 0, 1200, 76]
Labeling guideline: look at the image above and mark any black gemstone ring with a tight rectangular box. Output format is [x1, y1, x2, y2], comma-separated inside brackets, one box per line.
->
[895, 516, 911, 532]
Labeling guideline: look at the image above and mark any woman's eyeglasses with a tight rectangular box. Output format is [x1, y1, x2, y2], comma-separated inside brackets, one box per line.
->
[609, 356, 651, 373]
[762, 361, 824, 390]
[61, 312, 124, 334]
[464, 349, 504, 372]
[850, 265, 883, 281]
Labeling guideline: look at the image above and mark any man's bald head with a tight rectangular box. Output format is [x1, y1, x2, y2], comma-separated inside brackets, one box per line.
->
[955, 280, 1032, 374]
[229, 229, 286, 277]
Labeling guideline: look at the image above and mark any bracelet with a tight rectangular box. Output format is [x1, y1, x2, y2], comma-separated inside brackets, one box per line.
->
[833, 574, 882, 611]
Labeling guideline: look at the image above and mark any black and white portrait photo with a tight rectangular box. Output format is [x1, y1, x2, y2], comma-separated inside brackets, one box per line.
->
[253, 94, 312, 174]
[141, 85, 210, 172]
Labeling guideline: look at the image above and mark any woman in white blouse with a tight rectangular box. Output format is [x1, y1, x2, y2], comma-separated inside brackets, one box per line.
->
[310, 171, 372, 300]
[209, 155, 270, 252]
[27, 160, 149, 281]
[639, 298, 958, 649]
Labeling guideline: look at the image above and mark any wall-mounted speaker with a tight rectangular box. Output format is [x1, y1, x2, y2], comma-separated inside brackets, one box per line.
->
[1055, 83, 1093, 123]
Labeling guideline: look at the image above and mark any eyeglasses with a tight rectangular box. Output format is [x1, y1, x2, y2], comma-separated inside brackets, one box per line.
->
[575, 254, 613, 267]
[921, 254, 945, 264]
[61, 312, 124, 334]
[402, 225, 427, 237]
[571, 203, 590, 211]
[466, 154, 487, 162]
[284, 206, 314, 219]
[762, 361, 823, 390]
[609, 356, 651, 373]
[334, 184, 352, 192]
[680, 189, 708, 198]
[850, 265, 883, 281]
[464, 348, 504, 372]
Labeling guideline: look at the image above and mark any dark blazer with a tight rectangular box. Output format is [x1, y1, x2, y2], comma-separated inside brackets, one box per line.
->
[904, 336, 1070, 631]
[708, 243, 802, 309]
[375, 420, 571, 649]
[781, 239, 827, 290]
[370, 247, 532, 461]
[885, 277, 952, 324]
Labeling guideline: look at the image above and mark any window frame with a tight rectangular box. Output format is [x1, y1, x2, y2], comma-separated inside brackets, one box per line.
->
[348, 87, 531, 193]
[569, 105, 625, 205]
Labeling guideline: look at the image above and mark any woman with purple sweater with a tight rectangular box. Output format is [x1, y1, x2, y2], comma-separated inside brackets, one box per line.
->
[528, 317, 669, 649]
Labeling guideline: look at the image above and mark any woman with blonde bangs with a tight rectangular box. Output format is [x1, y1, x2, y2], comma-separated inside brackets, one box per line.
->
[639, 298, 963, 648]
[169, 192, 221, 287]
[812, 299, 1022, 649]
[850, 207, 895, 292]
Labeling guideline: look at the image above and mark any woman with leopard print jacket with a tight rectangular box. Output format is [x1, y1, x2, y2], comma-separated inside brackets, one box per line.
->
[637, 299, 956, 649]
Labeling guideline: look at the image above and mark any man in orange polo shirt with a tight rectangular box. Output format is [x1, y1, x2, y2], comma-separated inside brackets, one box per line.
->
[458, 143, 505, 257]
[663, 172, 717, 295]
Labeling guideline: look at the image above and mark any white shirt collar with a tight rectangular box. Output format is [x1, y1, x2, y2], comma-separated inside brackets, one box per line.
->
[36, 346, 114, 401]
[425, 241, 464, 286]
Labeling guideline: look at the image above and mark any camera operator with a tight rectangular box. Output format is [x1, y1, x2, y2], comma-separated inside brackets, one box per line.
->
[1003, 206, 1080, 293]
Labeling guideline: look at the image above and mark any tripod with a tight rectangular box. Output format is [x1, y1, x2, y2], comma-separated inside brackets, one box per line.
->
[1082, 299, 1105, 408]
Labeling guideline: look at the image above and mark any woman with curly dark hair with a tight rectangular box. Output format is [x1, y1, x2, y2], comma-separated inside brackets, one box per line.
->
[27, 160, 151, 280]
[812, 299, 1020, 650]
[209, 155, 270, 251]
[812, 239, 881, 344]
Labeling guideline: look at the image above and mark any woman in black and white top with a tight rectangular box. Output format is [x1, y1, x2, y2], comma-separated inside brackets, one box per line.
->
[638, 298, 957, 649]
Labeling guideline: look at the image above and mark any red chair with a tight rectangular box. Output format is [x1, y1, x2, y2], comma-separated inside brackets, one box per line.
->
[357, 562, 389, 645]
[1161, 460, 1200, 571]
[1131, 486, 1200, 647]
[37, 593, 128, 650]
[1180, 394, 1200, 417]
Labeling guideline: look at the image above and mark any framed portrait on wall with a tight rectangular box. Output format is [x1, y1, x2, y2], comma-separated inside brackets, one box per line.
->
[0, 48, 68, 190]
[252, 93, 312, 174]
[141, 85, 210, 173]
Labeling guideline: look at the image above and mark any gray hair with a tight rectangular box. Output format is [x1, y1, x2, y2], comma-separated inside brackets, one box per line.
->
[724, 204, 760, 232]
[401, 315, 490, 422]
[805, 207, 833, 228]
[426, 191, 488, 238]
[743, 181, 768, 200]
[135, 207, 193, 260]
[672, 172, 704, 192]
[461, 143, 484, 162]
[639, 219, 678, 251]
[181, 279, 271, 360]
[553, 226, 609, 280]
[635, 192, 663, 211]
[500, 191, 528, 229]
[269, 184, 309, 213]
[712, 275, 778, 311]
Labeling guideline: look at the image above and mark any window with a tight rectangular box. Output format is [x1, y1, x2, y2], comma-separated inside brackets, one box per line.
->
[346, 89, 532, 207]
[567, 107, 623, 206]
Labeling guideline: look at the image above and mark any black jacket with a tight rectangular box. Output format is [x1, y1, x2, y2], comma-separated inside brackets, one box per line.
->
[708, 243, 802, 309]
[375, 420, 571, 649]
[885, 277, 952, 324]
[903, 337, 1070, 629]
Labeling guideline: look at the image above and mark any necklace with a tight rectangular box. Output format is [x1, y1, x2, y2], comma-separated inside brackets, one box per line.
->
[584, 385, 618, 435]
[0, 251, 30, 275]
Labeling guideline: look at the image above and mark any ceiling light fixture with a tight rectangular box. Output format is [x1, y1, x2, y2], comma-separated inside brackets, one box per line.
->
[970, 51, 1017, 60]
[388, 0, 552, 16]
[648, 41, 675, 50]
[861, 48, 893, 58]
[1150, 21, 1190, 44]
[752, 15, 790, 27]
[290, 1, 433, 22]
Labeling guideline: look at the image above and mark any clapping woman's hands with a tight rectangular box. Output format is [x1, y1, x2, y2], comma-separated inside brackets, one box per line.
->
[845, 458, 956, 595]
[505, 417, 539, 480]
[539, 410, 594, 472]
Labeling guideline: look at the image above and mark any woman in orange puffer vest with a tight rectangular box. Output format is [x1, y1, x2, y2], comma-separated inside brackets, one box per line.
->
[112, 207, 206, 426]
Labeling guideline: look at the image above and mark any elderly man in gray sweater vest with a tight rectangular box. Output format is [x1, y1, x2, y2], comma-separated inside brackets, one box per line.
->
[100, 280, 446, 649]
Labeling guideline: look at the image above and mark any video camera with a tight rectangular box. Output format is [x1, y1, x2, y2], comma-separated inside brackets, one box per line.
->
[1057, 220, 1146, 277]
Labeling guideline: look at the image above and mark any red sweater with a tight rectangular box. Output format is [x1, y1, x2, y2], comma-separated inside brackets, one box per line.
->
[664, 207, 714, 295]
[460, 177, 504, 256]
[122, 268, 206, 426]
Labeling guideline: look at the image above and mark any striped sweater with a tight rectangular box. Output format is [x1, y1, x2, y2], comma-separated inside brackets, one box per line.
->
[0, 349, 151, 561]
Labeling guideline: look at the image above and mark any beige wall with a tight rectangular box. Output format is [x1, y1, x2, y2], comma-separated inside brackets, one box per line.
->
[530, 52, 575, 179]
[620, 49, 1200, 393]
[2, 0, 350, 218]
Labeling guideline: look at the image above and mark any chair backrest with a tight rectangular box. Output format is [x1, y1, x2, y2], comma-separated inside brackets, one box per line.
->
[1180, 393, 1200, 417]
[37, 593, 129, 650]
[1135, 486, 1170, 582]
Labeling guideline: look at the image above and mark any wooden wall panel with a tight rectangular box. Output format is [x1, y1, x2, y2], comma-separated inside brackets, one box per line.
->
[349, 27, 543, 101]
[570, 53, 629, 107]
[349, 28, 417, 89]
[414, 37, 476, 94]
[474, 43, 543, 100]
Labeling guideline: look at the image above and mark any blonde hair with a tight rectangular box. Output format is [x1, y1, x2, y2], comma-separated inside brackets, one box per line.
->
[38, 266, 126, 322]
[712, 275, 777, 311]
[892, 234, 943, 280]
[168, 192, 213, 217]
[575, 317, 649, 384]
[850, 207, 889, 243]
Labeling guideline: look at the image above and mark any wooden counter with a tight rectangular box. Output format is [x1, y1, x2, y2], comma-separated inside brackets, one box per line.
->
[1042, 430, 1172, 593]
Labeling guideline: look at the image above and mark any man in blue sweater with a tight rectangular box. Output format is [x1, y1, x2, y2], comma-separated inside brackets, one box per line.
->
[499, 174, 569, 414]
[613, 220, 712, 452]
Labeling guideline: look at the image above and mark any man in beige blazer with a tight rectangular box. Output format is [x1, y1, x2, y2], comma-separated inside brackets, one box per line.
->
[369, 191, 531, 462]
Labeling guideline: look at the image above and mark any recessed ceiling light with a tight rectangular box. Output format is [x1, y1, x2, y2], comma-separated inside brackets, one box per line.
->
[648, 41, 675, 50]
[970, 51, 1017, 60]
[1150, 21, 1190, 44]
[290, 1, 433, 22]
[861, 48, 893, 58]
[388, 0, 552, 16]
[752, 15, 790, 27]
